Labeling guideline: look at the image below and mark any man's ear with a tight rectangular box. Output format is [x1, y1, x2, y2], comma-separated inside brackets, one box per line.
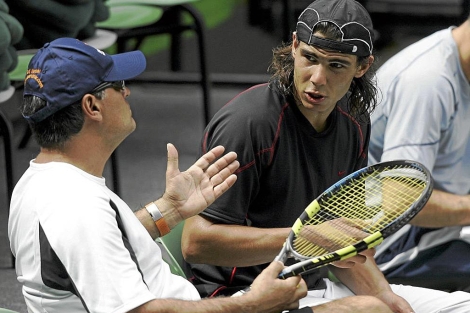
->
[292, 32, 299, 57]
[81, 94, 103, 121]
[355, 55, 375, 78]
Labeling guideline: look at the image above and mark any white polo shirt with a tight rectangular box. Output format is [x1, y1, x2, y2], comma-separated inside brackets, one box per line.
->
[8, 161, 199, 313]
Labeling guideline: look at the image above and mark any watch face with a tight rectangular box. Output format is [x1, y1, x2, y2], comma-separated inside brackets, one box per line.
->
[146, 202, 163, 221]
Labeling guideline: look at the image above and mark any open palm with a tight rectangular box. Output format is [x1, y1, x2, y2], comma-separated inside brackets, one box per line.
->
[162, 143, 239, 222]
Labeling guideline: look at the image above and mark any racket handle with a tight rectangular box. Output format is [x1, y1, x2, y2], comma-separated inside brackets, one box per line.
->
[231, 266, 296, 297]
[231, 266, 299, 297]
[232, 286, 251, 297]
[232, 243, 289, 297]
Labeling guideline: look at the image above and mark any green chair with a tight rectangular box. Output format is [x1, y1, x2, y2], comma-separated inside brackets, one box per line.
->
[108, 0, 199, 5]
[0, 308, 20, 313]
[95, 4, 163, 31]
[97, 0, 211, 125]
[8, 49, 35, 85]
[155, 221, 187, 278]
[8, 30, 117, 84]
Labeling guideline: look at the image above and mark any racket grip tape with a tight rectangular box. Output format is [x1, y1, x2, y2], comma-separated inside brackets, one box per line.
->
[278, 232, 384, 279]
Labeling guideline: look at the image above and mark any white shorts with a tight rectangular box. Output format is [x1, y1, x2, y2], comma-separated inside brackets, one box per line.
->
[296, 279, 470, 313]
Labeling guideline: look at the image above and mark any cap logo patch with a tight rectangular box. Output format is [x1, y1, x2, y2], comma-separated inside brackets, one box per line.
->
[25, 68, 43, 88]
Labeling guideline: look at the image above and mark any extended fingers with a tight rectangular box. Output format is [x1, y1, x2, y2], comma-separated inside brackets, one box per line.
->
[213, 174, 238, 198]
[211, 161, 240, 194]
[204, 151, 238, 178]
[193, 148, 239, 198]
[209, 158, 239, 184]
[193, 146, 227, 170]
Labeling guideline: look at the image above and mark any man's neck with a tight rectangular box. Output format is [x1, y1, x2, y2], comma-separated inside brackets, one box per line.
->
[35, 143, 109, 178]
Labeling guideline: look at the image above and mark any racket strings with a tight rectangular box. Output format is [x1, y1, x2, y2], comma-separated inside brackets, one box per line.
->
[292, 165, 428, 258]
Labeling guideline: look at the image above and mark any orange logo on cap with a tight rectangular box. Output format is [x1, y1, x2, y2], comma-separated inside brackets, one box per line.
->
[24, 68, 43, 88]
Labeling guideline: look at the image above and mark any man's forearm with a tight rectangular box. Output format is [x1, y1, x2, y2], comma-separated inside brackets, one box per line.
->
[330, 256, 391, 297]
[135, 207, 160, 239]
[182, 215, 290, 267]
[410, 189, 470, 227]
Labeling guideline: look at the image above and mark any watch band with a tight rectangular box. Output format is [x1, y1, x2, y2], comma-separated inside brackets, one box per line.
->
[155, 217, 171, 237]
[145, 202, 171, 236]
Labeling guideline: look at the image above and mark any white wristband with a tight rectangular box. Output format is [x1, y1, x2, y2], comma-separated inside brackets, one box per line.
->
[145, 202, 170, 236]
[145, 202, 164, 221]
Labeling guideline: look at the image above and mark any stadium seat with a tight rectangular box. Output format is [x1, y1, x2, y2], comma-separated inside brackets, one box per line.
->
[0, 308, 20, 313]
[155, 221, 187, 278]
[97, 0, 211, 125]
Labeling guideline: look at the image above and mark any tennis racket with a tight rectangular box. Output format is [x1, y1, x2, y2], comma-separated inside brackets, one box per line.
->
[233, 160, 433, 296]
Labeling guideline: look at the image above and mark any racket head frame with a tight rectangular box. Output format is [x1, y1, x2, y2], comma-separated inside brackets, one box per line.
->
[278, 160, 434, 278]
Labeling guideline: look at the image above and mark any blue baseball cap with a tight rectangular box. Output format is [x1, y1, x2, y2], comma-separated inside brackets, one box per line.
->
[23, 37, 147, 123]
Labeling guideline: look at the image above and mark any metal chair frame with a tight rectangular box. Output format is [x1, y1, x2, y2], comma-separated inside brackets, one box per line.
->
[105, 3, 211, 125]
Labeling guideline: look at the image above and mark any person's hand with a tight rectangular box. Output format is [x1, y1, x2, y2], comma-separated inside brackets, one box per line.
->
[159, 143, 239, 228]
[332, 248, 376, 269]
[246, 261, 308, 313]
[299, 217, 375, 268]
[300, 218, 370, 251]
[375, 290, 415, 313]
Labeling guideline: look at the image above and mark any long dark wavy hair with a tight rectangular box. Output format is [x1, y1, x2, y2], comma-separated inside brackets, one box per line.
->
[269, 22, 378, 121]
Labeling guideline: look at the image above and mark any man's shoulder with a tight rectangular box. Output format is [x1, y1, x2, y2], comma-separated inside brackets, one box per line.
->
[377, 28, 454, 83]
[213, 82, 288, 126]
[226, 83, 284, 108]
